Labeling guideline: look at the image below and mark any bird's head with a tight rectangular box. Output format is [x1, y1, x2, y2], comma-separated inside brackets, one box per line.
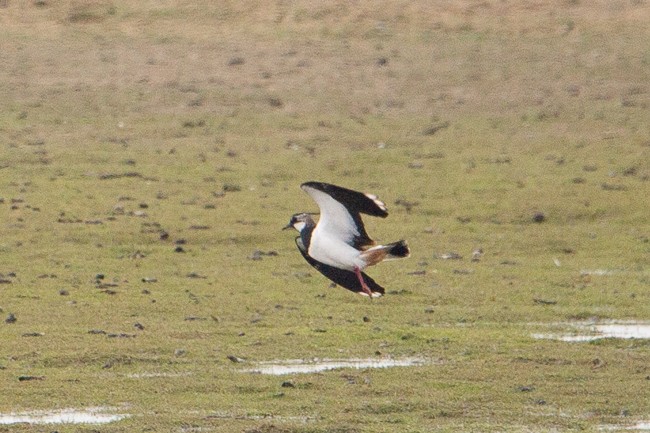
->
[283, 212, 315, 232]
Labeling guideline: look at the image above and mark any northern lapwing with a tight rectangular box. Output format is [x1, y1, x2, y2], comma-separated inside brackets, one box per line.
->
[284, 181, 410, 297]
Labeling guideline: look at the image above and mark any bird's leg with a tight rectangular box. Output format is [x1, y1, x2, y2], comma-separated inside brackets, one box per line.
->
[353, 266, 374, 297]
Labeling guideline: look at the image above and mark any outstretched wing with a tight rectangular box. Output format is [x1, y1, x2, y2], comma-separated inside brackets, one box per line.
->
[301, 181, 388, 250]
[295, 237, 385, 296]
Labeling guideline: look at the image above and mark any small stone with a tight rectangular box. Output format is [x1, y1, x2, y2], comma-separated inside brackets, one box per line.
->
[18, 375, 44, 381]
[533, 298, 557, 306]
[223, 183, 241, 192]
[228, 57, 245, 66]
[22, 332, 44, 337]
[422, 122, 450, 136]
[227, 355, 245, 363]
[532, 212, 546, 223]
[5, 313, 17, 324]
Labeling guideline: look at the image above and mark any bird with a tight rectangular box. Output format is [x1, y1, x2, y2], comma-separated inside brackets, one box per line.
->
[284, 181, 410, 297]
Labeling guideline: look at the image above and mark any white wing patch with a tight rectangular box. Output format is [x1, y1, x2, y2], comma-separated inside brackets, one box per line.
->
[301, 185, 366, 270]
[302, 186, 360, 244]
[364, 193, 387, 213]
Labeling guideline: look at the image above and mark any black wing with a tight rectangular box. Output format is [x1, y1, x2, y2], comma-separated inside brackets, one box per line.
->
[301, 181, 388, 249]
[295, 237, 385, 296]
[301, 181, 388, 218]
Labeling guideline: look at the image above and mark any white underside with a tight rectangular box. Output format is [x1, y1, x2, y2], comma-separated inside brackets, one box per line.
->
[303, 186, 368, 271]
[308, 225, 366, 271]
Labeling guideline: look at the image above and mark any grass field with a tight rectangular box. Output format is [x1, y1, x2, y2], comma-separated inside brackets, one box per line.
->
[1, 1, 649, 432]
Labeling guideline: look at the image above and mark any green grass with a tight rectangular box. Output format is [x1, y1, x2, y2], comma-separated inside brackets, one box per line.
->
[1, 1, 649, 432]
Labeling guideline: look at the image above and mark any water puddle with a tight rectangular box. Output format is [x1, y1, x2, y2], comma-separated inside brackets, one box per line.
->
[533, 321, 650, 342]
[600, 421, 650, 431]
[580, 269, 617, 276]
[126, 371, 191, 379]
[243, 356, 428, 375]
[0, 406, 130, 425]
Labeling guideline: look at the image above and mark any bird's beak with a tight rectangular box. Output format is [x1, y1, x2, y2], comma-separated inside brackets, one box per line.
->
[282, 223, 293, 231]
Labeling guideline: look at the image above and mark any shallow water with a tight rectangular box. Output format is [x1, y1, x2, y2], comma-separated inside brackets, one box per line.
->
[243, 356, 428, 375]
[533, 322, 650, 342]
[0, 407, 129, 425]
[580, 269, 617, 276]
[126, 371, 191, 378]
[600, 421, 650, 431]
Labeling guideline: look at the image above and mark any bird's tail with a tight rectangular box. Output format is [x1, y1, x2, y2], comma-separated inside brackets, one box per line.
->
[361, 240, 410, 265]
[384, 240, 410, 259]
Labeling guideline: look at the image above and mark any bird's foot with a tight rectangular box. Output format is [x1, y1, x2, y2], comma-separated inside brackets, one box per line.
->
[353, 266, 374, 298]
